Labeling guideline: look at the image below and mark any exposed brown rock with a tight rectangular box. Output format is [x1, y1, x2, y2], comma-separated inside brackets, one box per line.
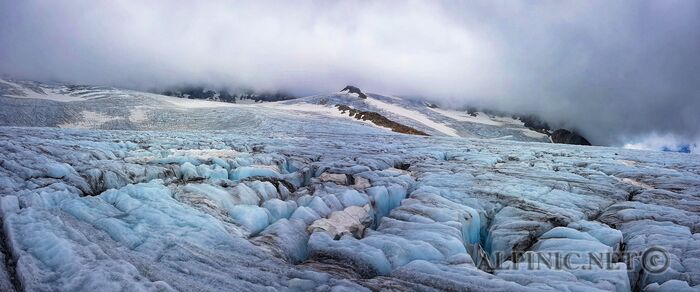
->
[335, 104, 429, 136]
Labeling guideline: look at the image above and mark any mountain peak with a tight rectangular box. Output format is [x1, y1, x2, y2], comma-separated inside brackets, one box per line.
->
[340, 85, 367, 99]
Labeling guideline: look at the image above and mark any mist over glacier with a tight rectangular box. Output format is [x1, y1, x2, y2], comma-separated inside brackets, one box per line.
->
[1, 0, 699, 146]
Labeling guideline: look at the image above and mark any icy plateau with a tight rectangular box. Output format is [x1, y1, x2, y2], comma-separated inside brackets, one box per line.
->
[0, 79, 698, 291]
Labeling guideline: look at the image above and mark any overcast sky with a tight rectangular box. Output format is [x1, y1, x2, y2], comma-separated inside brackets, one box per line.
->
[1, 0, 698, 148]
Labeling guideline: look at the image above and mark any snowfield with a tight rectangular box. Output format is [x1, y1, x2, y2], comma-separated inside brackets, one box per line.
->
[0, 81, 699, 291]
[363, 96, 460, 137]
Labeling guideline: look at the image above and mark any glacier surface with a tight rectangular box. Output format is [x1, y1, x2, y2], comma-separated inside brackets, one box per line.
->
[0, 81, 699, 291]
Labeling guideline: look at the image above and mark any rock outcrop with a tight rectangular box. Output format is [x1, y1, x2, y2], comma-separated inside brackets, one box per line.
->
[551, 129, 591, 145]
[335, 104, 428, 136]
[340, 85, 367, 99]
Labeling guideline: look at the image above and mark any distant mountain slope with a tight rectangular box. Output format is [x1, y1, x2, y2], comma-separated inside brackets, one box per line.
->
[275, 87, 551, 142]
[0, 79, 549, 142]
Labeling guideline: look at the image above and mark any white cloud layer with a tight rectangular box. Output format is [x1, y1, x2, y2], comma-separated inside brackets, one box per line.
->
[624, 134, 698, 154]
[1, 0, 698, 146]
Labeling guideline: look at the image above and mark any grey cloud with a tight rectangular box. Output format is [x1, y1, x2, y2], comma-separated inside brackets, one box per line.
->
[0, 0, 698, 146]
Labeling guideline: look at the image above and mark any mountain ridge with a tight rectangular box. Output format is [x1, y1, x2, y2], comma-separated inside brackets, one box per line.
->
[0, 79, 556, 143]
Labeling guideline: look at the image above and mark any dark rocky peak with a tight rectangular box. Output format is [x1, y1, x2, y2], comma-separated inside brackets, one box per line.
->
[551, 129, 591, 146]
[340, 85, 367, 99]
[518, 115, 551, 134]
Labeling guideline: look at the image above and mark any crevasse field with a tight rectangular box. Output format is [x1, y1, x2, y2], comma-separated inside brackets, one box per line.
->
[0, 80, 699, 291]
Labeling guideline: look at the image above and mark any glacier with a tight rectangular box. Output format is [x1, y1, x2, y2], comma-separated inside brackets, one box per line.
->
[0, 80, 699, 291]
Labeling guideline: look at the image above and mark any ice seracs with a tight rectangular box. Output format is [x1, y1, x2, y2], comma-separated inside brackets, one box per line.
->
[0, 80, 699, 291]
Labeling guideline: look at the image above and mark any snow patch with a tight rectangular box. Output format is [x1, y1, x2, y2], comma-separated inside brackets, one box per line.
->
[1, 80, 86, 102]
[128, 107, 148, 123]
[429, 108, 504, 126]
[58, 111, 119, 128]
[365, 97, 459, 137]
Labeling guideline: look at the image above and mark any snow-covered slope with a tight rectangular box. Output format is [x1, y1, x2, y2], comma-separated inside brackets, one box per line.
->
[0, 79, 549, 142]
[276, 91, 550, 141]
[0, 79, 130, 102]
[0, 80, 699, 291]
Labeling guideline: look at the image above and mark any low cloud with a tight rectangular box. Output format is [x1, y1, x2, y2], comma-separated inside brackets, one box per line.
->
[1, 0, 698, 146]
[624, 134, 699, 154]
